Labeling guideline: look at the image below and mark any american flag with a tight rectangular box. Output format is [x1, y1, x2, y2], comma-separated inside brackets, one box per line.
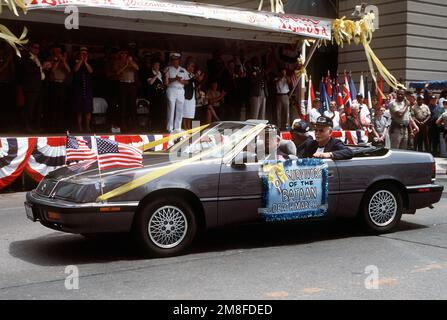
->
[96, 137, 143, 170]
[65, 136, 97, 163]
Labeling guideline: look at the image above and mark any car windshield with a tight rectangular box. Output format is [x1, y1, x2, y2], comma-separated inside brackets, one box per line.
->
[168, 123, 256, 159]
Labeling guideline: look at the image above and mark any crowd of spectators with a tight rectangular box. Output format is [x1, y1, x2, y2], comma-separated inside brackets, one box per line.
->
[0, 40, 304, 134]
[304, 86, 447, 157]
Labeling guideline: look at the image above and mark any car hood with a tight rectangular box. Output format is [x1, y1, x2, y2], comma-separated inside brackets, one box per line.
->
[46, 152, 173, 182]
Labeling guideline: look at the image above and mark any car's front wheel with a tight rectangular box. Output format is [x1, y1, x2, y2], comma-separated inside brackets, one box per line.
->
[133, 196, 197, 258]
[361, 185, 403, 233]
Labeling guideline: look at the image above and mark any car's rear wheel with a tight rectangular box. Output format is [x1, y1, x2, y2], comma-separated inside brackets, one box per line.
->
[133, 196, 197, 258]
[361, 185, 403, 233]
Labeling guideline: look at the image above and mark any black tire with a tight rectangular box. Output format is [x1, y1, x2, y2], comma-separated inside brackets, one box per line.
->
[360, 184, 403, 233]
[133, 196, 197, 258]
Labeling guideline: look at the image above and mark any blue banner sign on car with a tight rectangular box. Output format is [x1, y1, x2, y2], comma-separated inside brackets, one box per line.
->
[259, 158, 329, 222]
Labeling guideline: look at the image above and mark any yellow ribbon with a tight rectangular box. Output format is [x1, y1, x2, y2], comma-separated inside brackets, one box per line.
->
[97, 123, 266, 201]
[263, 162, 287, 186]
[1, 0, 28, 57]
[295, 55, 308, 83]
[142, 124, 209, 152]
[0, 25, 28, 57]
[331, 13, 405, 93]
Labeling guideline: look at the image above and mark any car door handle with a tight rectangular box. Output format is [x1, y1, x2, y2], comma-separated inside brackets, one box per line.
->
[328, 170, 335, 178]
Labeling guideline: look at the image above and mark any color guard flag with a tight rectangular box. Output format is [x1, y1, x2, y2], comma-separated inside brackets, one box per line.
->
[359, 73, 365, 98]
[343, 72, 352, 114]
[319, 78, 331, 114]
[66, 136, 97, 163]
[96, 137, 143, 170]
[307, 76, 315, 117]
[349, 72, 358, 102]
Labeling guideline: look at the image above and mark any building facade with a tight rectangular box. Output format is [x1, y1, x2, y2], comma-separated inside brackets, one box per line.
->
[338, 0, 447, 88]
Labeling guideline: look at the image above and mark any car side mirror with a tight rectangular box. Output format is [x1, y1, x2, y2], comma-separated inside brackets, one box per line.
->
[232, 151, 257, 167]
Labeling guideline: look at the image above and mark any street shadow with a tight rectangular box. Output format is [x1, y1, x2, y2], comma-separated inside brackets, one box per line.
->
[9, 219, 427, 266]
[191, 218, 427, 254]
[9, 232, 139, 266]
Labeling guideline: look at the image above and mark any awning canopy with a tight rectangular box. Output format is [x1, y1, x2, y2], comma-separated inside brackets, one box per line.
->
[21, 0, 332, 44]
[409, 81, 447, 91]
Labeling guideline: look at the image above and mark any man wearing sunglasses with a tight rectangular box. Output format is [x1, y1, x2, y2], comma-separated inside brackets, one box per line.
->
[302, 116, 354, 160]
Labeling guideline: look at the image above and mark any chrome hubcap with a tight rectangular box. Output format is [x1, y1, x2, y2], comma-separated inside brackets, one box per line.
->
[148, 205, 188, 249]
[368, 190, 397, 227]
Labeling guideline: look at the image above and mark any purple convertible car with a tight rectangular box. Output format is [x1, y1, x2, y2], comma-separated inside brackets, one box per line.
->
[25, 121, 443, 257]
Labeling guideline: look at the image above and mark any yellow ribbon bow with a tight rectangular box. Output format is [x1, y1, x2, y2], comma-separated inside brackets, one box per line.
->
[263, 162, 287, 186]
[331, 13, 405, 94]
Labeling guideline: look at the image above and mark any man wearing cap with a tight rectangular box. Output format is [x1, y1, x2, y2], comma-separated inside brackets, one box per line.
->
[302, 116, 354, 160]
[164, 53, 188, 133]
[289, 119, 314, 158]
[113, 46, 139, 131]
[412, 94, 431, 152]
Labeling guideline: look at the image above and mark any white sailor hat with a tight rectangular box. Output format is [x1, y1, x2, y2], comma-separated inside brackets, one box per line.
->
[170, 52, 181, 59]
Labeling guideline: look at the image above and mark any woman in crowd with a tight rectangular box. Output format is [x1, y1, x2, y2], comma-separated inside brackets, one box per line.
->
[147, 59, 165, 131]
[204, 81, 226, 124]
[182, 61, 204, 130]
[73, 47, 93, 132]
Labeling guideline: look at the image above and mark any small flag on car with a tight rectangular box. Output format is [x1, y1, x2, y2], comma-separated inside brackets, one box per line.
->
[65, 135, 97, 164]
[95, 137, 143, 171]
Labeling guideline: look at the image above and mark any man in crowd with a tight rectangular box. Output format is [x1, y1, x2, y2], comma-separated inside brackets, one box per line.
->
[302, 116, 353, 160]
[48, 44, 71, 132]
[412, 94, 431, 152]
[309, 98, 322, 128]
[357, 94, 371, 127]
[274, 68, 291, 130]
[371, 106, 390, 147]
[164, 52, 188, 133]
[20, 41, 50, 133]
[113, 46, 139, 132]
[389, 89, 411, 149]
[428, 94, 442, 155]
[248, 56, 268, 120]
[323, 100, 340, 131]
[289, 119, 313, 158]
[343, 103, 362, 131]
[436, 100, 447, 159]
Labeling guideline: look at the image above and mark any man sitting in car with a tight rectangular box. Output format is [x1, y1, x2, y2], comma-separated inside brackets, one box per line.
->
[302, 116, 354, 160]
[264, 125, 297, 160]
[289, 119, 314, 158]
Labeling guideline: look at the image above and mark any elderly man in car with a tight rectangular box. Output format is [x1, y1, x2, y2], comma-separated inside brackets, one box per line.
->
[302, 116, 354, 160]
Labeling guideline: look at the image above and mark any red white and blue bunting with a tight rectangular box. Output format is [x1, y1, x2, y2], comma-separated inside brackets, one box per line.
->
[0, 131, 366, 190]
[0, 134, 169, 190]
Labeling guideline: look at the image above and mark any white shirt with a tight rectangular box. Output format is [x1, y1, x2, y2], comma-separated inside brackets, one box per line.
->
[316, 147, 325, 154]
[276, 77, 290, 94]
[324, 110, 340, 130]
[439, 97, 446, 109]
[360, 104, 371, 126]
[165, 65, 188, 89]
[309, 108, 321, 124]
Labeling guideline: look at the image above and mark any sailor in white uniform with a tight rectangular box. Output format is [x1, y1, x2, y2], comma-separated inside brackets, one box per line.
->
[164, 52, 188, 133]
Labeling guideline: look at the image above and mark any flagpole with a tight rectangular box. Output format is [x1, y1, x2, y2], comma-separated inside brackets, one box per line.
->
[94, 134, 104, 197]
[65, 131, 70, 165]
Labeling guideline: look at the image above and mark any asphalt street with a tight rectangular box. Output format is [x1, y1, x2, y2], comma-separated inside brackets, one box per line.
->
[0, 167, 446, 300]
